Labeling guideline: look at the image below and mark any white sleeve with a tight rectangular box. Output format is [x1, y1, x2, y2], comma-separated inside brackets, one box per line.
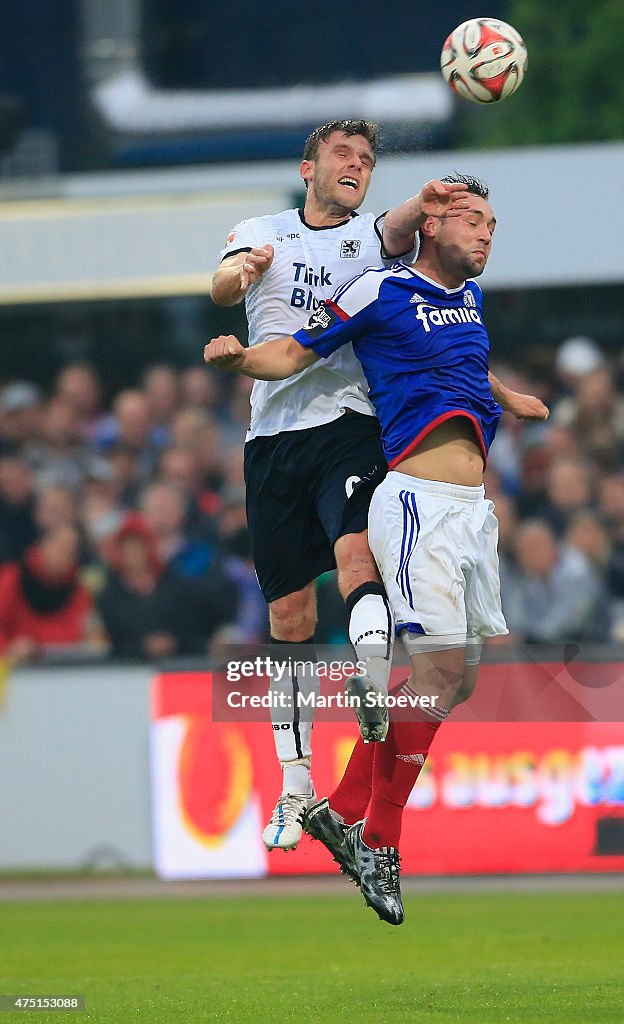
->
[219, 219, 264, 262]
[374, 212, 418, 265]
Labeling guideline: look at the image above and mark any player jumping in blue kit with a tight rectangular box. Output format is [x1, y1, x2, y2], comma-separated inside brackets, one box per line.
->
[205, 174, 545, 926]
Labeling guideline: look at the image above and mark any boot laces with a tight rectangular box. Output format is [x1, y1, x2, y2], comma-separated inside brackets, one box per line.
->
[375, 847, 401, 894]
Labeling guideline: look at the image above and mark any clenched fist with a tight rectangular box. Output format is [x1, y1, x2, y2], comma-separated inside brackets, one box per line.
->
[203, 335, 247, 370]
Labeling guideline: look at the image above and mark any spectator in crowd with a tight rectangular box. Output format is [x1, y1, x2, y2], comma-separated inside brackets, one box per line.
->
[501, 519, 608, 642]
[157, 444, 218, 537]
[158, 445, 202, 494]
[53, 362, 105, 444]
[170, 408, 212, 451]
[33, 481, 100, 568]
[79, 458, 124, 540]
[179, 366, 221, 414]
[565, 510, 612, 572]
[553, 335, 604, 402]
[141, 365, 180, 445]
[78, 457, 130, 588]
[34, 484, 80, 535]
[0, 381, 42, 457]
[568, 368, 624, 470]
[96, 513, 208, 660]
[0, 455, 38, 562]
[538, 457, 594, 534]
[0, 525, 98, 662]
[541, 424, 581, 462]
[193, 422, 226, 497]
[139, 480, 214, 578]
[105, 444, 144, 507]
[28, 397, 89, 490]
[515, 438, 553, 520]
[564, 511, 613, 637]
[94, 390, 163, 481]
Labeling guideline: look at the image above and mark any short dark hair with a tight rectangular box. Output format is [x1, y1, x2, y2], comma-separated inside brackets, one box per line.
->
[303, 120, 378, 163]
[441, 172, 489, 199]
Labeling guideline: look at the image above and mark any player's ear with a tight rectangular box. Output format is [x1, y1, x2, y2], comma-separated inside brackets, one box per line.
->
[300, 159, 313, 187]
[420, 216, 438, 239]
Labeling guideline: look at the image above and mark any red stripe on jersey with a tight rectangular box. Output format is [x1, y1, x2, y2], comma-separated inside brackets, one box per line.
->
[388, 411, 488, 470]
[325, 300, 350, 321]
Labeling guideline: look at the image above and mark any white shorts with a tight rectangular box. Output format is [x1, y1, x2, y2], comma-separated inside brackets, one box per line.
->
[368, 472, 508, 655]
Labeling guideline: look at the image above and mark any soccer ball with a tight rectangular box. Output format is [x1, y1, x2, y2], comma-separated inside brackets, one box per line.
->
[441, 18, 528, 104]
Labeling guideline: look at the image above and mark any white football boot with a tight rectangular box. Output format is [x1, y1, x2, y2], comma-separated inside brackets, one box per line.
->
[262, 790, 317, 851]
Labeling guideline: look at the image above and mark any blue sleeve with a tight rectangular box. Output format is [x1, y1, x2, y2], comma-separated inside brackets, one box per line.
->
[294, 265, 391, 359]
[293, 298, 377, 358]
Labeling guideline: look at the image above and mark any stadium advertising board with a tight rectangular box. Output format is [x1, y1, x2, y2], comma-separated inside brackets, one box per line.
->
[151, 664, 624, 879]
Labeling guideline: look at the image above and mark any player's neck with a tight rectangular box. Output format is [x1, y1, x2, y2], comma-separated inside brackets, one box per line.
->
[412, 256, 464, 291]
[302, 195, 355, 228]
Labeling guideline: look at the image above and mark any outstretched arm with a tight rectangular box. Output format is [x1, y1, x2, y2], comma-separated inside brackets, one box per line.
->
[204, 334, 318, 380]
[488, 371, 549, 421]
[382, 180, 471, 258]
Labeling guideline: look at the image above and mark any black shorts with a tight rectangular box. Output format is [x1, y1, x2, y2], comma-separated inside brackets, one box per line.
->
[244, 412, 387, 603]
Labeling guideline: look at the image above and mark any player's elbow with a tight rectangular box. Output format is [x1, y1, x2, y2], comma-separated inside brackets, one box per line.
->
[210, 276, 236, 307]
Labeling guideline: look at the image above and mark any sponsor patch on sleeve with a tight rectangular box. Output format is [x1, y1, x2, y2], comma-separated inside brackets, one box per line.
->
[300, 300, 348, 339]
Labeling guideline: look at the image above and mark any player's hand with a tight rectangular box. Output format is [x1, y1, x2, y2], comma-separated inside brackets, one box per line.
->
[204, 335, 247, 371]
[416, 180, 471, 219]
[240, 245, 274, 293]
[504, 391, 550, 421]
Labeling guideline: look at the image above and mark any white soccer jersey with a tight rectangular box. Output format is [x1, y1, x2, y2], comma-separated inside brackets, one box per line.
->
[219, 208, 392, 439]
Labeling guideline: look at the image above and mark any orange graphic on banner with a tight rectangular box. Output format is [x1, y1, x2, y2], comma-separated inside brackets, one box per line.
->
[177, 716, 252, 845]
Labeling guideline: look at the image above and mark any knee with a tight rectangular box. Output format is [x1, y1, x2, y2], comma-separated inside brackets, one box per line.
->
[270, 588, 317, 641]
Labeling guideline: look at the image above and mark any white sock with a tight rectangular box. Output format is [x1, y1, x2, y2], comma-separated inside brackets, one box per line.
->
[269, 641, 319, 794]
[347, 586, 394, 694]
[282, 760, 313, 796]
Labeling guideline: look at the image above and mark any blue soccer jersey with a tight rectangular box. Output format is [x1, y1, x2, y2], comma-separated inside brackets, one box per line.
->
[293, 264, 502, 468]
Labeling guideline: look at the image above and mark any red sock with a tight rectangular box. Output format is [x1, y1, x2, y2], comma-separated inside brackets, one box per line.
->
[329, 737, 374, 824]
[363, 708, 448, 849]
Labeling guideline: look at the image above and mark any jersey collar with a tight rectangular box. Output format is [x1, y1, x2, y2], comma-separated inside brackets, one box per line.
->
[298, 209, 358, 231]
[405, 267, 467, 295]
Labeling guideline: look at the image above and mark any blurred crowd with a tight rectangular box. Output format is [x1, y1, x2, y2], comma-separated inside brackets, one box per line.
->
[0, 362, 267, 664]
[0, 333, 623, 665]
[488, 335, 624, 646]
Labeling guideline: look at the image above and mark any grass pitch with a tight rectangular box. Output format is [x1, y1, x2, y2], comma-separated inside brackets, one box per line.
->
[0, 886, 622, 1023]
